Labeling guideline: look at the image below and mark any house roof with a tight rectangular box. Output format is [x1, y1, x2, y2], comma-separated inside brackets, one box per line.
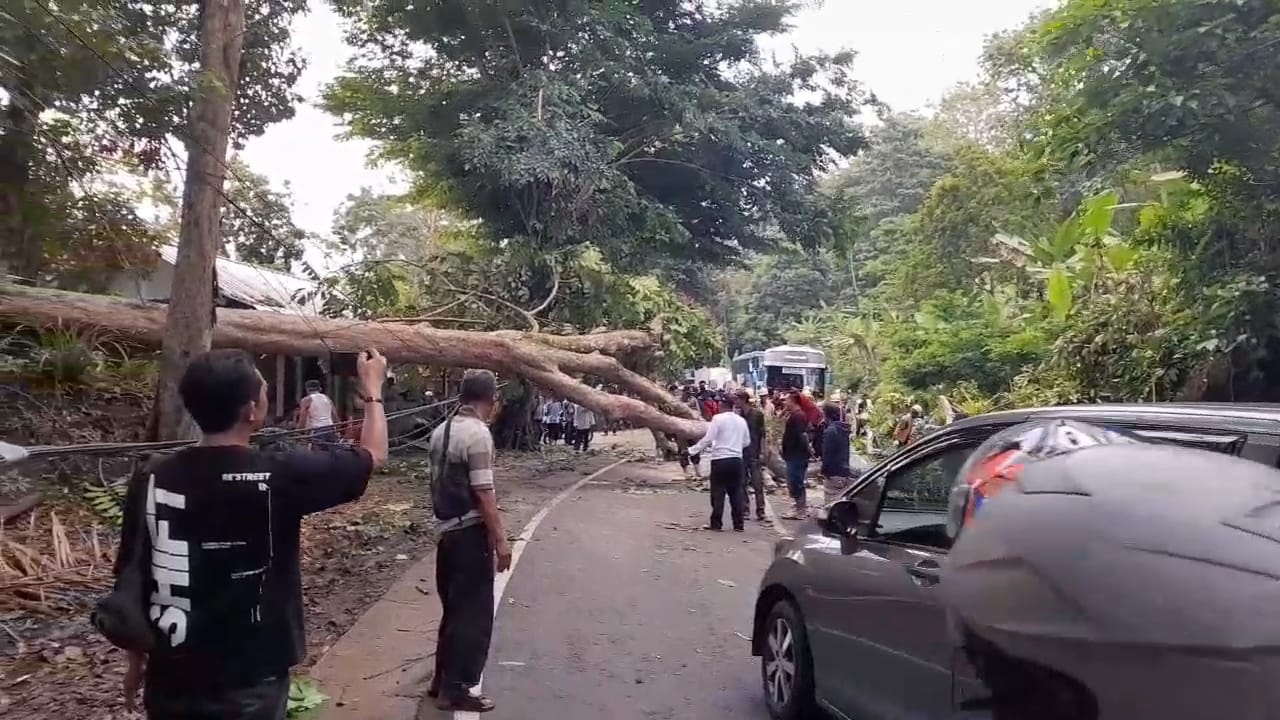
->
[157, 245, 323, 316]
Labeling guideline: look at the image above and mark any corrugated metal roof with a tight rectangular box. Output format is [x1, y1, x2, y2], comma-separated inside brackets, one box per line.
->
[157, 245, 323, 316]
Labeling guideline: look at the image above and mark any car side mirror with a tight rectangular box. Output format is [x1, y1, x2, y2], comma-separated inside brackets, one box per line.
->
[820, 500, 859, 539]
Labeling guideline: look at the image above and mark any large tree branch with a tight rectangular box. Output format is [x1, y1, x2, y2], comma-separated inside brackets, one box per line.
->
[526, 263, 559, 316]
[0, 285, 703, 438]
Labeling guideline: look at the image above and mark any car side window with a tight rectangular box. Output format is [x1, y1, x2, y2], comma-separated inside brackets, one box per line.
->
[1126, 427, 1244, 455]
[872, 442, 980, 550]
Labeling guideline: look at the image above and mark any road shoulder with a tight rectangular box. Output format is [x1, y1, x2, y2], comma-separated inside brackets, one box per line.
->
[310, 451, 633, 720]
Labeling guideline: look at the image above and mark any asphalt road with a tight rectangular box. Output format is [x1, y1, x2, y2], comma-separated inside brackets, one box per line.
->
[424, 459, 779, 720]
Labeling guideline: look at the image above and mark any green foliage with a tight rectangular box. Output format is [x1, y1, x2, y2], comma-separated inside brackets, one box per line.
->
[788, 310, 879, 391]
[2, 0, 309, 283]
[0, 323, 158, 393]
[4, 114, 166, 288]
[1030, 0, 1280, 187]
[724, 0, 1280, 433]
[220, 158, 314, 269]
[878, 292, 1054, 396]
[722, 249, 855, 357]
[325, 0, 867, 272]
[311, 191, 721, 372]
[829, 114, 955, 227]
[3, 0, 307, 146]
[885, 146, 1054, 302]
[930, 80, 1022, 152]
[286, 677, 327, 718]
[1, 324, 116, 388]
[84, 480, 126, 527]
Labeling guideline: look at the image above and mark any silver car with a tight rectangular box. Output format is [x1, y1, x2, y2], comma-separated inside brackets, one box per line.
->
[751, 403, 1280, 719]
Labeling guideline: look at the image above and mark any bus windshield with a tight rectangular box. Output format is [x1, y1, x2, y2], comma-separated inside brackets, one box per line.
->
[765, 365, 826, 393]
[761, 345, 828, 392]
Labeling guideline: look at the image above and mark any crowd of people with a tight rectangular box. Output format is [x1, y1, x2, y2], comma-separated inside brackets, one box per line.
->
[657, 381, 857, 526]
[535, 394, 621, 452]
[101, 358, 955, 718]
[98, 353, 1280, 720]
[660, 379, 959, 523]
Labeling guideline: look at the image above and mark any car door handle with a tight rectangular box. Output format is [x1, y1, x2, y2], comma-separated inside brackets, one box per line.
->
[904, 560, 941, 586]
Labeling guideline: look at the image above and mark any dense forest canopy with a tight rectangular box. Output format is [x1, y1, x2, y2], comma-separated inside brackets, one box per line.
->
[323, 0, 868, 274]
[3, 0, 1280, 435]
[1, 0, 309, 284]
[718, 0, 1280, 429]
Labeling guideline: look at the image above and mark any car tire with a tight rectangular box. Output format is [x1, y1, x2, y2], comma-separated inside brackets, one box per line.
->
[761, 599, 818, 720]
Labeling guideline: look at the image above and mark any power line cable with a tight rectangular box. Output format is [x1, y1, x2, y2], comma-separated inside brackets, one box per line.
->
[0, 394, 461, 464]
[0, 377, 522, 464]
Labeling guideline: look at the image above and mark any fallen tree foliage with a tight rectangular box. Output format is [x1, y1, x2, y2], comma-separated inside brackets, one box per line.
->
[0, 285, 706, 438]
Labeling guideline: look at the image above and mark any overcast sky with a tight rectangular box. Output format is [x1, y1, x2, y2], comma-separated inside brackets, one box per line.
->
[239, 0, 1052, 247]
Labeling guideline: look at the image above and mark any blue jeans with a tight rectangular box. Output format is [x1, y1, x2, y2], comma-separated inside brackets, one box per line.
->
[309, 426, 337, 446]
[785, 457, 809, 503]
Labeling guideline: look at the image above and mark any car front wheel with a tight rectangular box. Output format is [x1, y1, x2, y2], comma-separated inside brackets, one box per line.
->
[761, 599, 817, 720]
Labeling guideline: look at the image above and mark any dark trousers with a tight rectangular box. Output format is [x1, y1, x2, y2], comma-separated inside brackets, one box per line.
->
[433, 524, 496, 700]
[709, 457, 745, 530]
[145, 675, 289, 720]
[676, 437, 702, 473]
[740, 456, 765, 519]
[573, 427, 593, 451]
[785, 457, 809, 506]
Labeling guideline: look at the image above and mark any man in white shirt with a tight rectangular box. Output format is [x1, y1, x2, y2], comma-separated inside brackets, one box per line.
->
[542, 398, 563, 444]
[297, 379, 338, 446]
[572, 402, 596, 452]
[688, 398, 751, 532]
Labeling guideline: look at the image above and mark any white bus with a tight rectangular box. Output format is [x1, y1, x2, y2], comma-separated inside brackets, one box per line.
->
[733, 345, 829, 394]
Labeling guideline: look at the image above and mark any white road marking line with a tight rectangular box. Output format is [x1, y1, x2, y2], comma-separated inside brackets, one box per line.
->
[453, 457, 632, 720]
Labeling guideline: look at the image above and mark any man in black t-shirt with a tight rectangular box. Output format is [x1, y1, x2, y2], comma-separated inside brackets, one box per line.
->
[116, 348, 389, 719]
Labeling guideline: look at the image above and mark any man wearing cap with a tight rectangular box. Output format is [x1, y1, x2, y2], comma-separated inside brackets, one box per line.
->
[893, 404, 925, 447]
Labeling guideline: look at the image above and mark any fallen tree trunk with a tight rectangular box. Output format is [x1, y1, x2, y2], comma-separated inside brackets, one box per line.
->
[491, 328, 657, 358]
[0, 285, 706, 438]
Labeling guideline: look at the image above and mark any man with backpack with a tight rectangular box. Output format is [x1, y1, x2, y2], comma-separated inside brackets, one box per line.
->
[111, 348, 388, 719]
[425, 369, 511, 713]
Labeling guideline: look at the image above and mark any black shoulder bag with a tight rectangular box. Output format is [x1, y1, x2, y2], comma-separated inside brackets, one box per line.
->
[91, 457, 159, 652]
[430, 409, 474, 521]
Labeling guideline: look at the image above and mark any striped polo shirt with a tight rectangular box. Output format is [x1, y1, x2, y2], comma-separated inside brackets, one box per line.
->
[427, 405, 496, 534]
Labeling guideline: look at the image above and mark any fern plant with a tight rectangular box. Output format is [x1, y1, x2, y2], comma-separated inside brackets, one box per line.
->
[84, 481, 127, 527]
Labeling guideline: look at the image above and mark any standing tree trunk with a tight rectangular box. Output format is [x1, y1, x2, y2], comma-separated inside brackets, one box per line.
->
[490, 377, 539, 451]
[0, 74, 40, 284]
[148, 0, 246, 441]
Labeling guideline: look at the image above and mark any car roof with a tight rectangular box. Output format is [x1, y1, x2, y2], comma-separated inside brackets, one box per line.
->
[949, 402, 1280, 434]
